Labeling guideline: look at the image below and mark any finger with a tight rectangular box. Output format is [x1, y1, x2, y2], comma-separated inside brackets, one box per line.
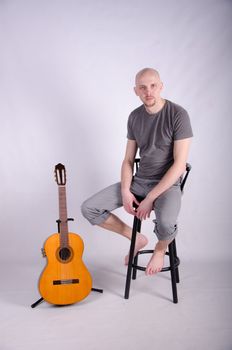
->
[125, 202, 134, 212]
[129, 208, 136, 215]
[127, 205, 136, 215]
[135, 212, 140, 219]
[144, 213, 149, 221]
[137, 212, 144, 221]
[127, 207, 135, 215]
[139, 211, 146, 220]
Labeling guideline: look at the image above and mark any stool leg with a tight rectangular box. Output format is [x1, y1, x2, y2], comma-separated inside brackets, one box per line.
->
[132, 254, 138, 280]
[124, 216, 140, 299]
[172, 238, 180, 283]
[137, 218, 141, 233]
[132, 219, 141, 280]
[168, 241, 178, 304]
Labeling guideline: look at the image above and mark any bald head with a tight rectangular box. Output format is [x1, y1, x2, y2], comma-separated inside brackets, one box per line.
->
[135, 68, 161, 85]
[134, 68, 164, 111]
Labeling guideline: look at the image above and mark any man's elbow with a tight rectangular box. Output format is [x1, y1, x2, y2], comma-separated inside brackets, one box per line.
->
[173, 160, 187, 174]
[122, 158, 134, 169]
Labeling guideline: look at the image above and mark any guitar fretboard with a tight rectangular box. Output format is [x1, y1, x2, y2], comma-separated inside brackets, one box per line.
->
[58, 186, 69, 247]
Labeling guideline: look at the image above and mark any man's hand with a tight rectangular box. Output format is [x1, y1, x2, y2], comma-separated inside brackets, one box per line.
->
[122, 190, 140, 215]
[136, 196, 154, 221]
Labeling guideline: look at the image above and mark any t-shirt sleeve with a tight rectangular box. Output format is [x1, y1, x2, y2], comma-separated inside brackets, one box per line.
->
[173, 109, 193, 140]
[127, 113, 136, 140]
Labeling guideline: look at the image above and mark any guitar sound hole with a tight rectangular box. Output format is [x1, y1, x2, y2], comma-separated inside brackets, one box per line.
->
[59, 247, 71, 261]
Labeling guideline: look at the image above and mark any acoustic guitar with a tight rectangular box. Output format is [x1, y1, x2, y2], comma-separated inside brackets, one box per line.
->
[38, 163, 92, 305]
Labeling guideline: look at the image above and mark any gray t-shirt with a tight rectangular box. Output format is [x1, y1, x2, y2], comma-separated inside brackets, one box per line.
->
[127, 99, 193, 180]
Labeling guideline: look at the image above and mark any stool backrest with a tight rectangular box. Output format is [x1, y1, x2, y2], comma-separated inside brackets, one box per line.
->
[133, 158, 192, 193]
[180, 163, 192, 192]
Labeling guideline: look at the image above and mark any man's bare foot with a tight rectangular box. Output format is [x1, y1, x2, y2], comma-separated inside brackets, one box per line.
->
[125, 233, 148, 265]
[145, 249, 166, 275]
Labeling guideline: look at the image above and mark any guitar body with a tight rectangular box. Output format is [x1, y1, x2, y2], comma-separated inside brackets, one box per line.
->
[39, 232, 92, 305]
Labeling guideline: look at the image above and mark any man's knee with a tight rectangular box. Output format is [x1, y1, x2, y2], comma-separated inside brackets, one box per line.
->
[153, 216, 178, 241]
[81, 199, 110, 225]
[80, 200, 90, 219]
[81, 199, 97, 222]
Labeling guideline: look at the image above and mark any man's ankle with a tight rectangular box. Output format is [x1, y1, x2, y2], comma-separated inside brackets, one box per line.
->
[154, 240, 170, 253]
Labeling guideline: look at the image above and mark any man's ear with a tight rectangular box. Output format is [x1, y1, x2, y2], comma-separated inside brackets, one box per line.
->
[134, 86, 138, 96]
[160, 81, 164, 92]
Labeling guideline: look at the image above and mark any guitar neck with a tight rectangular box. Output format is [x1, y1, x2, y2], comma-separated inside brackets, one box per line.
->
[58, 186, 69, 247]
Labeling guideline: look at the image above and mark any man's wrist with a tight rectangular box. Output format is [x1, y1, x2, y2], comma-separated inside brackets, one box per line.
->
[146, 191, 158, 202]
[121, 186, 132, 197]
[121, 187, 131, 194]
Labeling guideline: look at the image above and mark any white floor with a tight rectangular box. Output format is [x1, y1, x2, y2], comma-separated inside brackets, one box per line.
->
[1, 256, 232, 350]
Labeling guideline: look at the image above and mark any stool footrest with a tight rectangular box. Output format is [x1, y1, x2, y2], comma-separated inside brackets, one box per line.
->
[132, 249, 180, 272]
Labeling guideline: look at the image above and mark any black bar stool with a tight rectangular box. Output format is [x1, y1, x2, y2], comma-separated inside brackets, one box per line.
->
[124, 159, 192, 303]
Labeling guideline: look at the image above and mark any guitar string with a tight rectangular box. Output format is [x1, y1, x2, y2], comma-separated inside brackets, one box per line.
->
[59, 186, 69, 284]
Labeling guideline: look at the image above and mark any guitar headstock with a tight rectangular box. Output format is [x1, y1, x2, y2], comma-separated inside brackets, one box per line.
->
[54, 163, 66, 186]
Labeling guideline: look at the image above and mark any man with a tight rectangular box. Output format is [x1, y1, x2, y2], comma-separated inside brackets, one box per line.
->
[81, 68, 193, 275]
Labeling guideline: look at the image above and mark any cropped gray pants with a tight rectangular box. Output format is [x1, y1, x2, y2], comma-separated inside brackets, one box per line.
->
[81, 176, 182, 241]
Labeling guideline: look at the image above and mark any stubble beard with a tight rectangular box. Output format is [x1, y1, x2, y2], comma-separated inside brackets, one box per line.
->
[144, 100, 156, 108]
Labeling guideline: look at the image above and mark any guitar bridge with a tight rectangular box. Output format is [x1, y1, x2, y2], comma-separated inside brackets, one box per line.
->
[53, 279, 79, 285]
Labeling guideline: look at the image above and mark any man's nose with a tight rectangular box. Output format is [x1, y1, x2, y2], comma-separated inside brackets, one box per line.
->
[146, 88, 151, 95]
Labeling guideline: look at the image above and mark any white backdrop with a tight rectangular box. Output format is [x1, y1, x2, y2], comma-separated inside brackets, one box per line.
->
[0, 0, 231, 264]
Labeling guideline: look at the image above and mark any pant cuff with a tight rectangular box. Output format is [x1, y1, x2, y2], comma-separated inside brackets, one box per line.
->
[88, 211, 111, 225]
[153, 220, 178, 241]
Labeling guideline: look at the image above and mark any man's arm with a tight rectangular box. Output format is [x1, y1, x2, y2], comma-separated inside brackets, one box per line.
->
[136, 137, 192, 220]
[121, 139, 140, 215]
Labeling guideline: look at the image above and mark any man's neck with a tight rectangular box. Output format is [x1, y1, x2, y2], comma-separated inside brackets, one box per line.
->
[144, 98, 166, 115]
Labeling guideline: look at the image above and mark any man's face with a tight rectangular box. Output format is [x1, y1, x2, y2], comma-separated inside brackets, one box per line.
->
[134, 72, 163, 108]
